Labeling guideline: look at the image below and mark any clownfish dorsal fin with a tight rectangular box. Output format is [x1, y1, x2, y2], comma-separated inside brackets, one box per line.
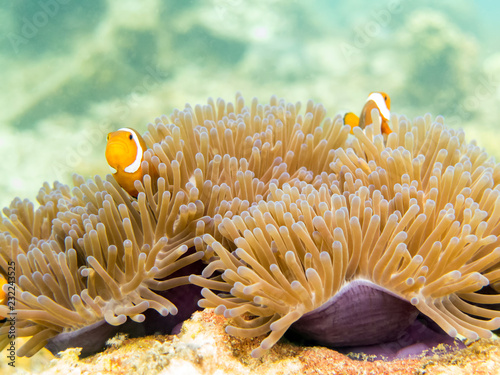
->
[118, 127, 144, 173]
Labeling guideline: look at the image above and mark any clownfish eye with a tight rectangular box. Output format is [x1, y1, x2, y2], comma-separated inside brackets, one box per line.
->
[384, 95, 387, 100]
[129, 134, 133, 140]
[107, 134, 109, 140]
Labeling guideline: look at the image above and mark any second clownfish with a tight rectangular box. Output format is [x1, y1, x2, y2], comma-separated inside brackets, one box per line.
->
[344, 92, 392, 135]
[105, 128, 147, 197]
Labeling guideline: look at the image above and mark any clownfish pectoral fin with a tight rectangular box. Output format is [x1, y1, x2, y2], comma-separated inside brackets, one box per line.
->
[343, 112, 360, 134]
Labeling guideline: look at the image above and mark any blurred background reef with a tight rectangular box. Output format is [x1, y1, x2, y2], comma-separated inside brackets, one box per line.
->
[1, 0, 500, 208]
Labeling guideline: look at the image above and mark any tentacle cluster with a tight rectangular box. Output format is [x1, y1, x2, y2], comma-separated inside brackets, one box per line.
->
[180, 95, 500, 357]
[1, 93, 500, 358]
[0, 174, 203, 356]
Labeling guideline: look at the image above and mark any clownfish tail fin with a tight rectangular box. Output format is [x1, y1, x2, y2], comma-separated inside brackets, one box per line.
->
[343, 112, 360, 134]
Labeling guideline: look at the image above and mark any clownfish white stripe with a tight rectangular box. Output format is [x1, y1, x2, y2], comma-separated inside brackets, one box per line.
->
[119, 127, 144, 174]
[366, 92, 390, 120]
[109, 165, 117, 174]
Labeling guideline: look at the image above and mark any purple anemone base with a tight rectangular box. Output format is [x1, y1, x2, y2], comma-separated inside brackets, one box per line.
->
[288, 279, 465, 360]
[46, 256, 204, 358]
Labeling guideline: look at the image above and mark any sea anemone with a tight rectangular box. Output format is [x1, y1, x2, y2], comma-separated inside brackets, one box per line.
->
[184, 95, 500, 358]
[2, 93, 500, 360]
[0, 173, 205, 357]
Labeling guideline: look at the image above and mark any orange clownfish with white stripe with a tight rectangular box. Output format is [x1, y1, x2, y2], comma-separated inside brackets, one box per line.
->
[105, 127, 147, 197]
[344, 92, 392, 135]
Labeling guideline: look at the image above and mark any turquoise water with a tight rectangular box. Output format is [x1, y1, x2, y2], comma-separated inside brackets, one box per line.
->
[1, 0, 499, 208]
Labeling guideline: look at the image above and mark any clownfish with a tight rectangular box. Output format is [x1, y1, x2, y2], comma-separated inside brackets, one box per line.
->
[344, 92, 392, 135]
[105, 127, 147, 197]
